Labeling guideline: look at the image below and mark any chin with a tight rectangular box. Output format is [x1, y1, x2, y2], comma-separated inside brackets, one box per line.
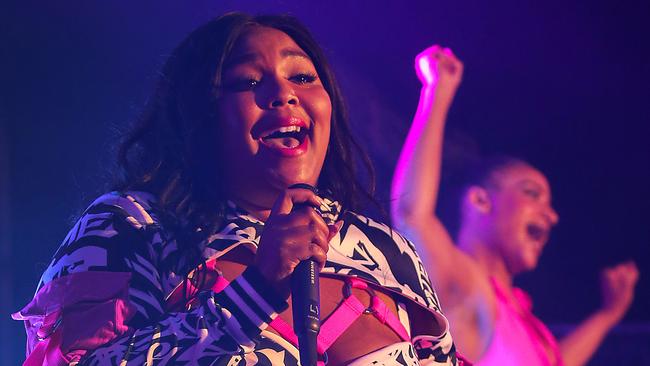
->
[508, 253, 539, 275]
[521, 256, 540, 272]
[266, 168, 318, 190]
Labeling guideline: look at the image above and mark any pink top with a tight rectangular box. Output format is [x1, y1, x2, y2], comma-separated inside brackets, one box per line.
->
[476, 278, 564, 366]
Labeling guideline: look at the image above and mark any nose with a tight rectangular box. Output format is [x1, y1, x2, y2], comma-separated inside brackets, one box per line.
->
[265, 77, 299, 109]
[545, 205, 559, 226]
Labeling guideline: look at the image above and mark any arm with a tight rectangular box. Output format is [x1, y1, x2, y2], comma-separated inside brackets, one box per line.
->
[559, 261, 639, 366]
[14, 193, 290, 365]
[390, 46, 467, 293]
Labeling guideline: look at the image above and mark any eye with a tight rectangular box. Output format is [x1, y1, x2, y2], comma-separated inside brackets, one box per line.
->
[224, 77, 260, 92]
[290, 73, 318, 84]
[523, 188, 541, 199]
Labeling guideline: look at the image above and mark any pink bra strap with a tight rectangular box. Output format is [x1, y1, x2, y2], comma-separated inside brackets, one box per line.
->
[315, 291, 369, 352]
[312, 278, 411, 351]
[267, 295, 367, 354]
[371, 296, 411, 341]
[201, 274, 410, 364]
[269, 277, 410, 364]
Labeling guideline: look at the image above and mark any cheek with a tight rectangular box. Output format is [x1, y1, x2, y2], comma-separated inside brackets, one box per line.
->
[303, 88, 332, 124]
[490, 198, 528, 241]
[496, 196, 526, 220]
[305, 89, 332, 149]
[317, 93, 333, 123]
[217, 95, 261, 148]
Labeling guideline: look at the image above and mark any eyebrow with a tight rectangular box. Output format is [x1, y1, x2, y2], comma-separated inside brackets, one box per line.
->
[518, 179, 544, 189]
[517, 179, 552, 198]
[224, 47, 311, 70]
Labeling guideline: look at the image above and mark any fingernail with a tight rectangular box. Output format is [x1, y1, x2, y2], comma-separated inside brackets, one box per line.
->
[334, 220, 343, 233]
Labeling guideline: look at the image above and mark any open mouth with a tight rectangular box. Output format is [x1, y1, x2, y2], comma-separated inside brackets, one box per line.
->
[526, 223, 548, 243]
[259, 125, 309, 150]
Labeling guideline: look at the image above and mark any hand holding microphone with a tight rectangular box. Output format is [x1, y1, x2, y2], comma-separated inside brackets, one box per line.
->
[254, 185, 330, 289]
[288, 183, 324, 366]
[254, 184, 336, 365]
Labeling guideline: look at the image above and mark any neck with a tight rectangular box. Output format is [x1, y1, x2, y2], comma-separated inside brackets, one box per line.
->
[228, 191, 278, 222]
[458, 226, 514, 289]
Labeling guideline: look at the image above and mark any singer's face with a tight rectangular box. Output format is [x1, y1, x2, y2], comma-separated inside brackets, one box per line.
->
[482, 164, 559, 274]
[216, 26, 332, 207]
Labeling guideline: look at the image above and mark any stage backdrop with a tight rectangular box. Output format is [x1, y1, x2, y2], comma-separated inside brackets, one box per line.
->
[2, 0, 649, 364]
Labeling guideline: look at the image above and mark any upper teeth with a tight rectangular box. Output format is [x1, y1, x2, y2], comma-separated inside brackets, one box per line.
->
[278, 126, 301, 133]
[263, 125, 302, 137]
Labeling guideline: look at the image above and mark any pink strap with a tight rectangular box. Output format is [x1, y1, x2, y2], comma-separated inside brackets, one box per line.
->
[315, 295, 367, 352]
[342, 278, 411, 341]
[169, 272, 411, 364]
[491, 278, 564, 366]
[371, 296, 411, 341]
[269, 277, 412, 354]
[268, 317, 329, 366]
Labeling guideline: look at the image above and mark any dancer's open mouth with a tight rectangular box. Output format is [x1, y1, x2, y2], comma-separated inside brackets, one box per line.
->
[526, 222, 548, 243]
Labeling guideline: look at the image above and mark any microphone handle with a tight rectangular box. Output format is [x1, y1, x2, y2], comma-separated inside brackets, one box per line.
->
[291, 259, 320, 366]
[287, 183, 321, 365]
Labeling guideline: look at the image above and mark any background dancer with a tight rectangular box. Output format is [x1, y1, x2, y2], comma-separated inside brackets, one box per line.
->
[391, 45, 639, 366]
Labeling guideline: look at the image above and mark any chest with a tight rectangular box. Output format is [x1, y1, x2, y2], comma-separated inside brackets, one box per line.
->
[215, 247, 436, 365]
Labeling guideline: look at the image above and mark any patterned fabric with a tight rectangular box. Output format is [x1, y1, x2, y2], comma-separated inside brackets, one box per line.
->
[346, 342, 418, 365]
[15, 191, 457, 365]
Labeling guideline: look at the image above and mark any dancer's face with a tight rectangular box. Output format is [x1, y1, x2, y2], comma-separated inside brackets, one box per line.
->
[485, 164, 559, 274]
[216, 26, 332, 207]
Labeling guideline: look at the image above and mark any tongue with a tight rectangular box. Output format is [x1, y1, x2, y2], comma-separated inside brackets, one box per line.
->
[264, 137, 300, 149]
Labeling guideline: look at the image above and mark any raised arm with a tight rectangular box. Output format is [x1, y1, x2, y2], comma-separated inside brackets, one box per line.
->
[391, 46, 466, 292]
[559, 261, 639, 366]
[392, 45, 462, 222]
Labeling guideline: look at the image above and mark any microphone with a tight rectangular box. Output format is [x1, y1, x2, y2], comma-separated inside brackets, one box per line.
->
[288, 183, 321, 366]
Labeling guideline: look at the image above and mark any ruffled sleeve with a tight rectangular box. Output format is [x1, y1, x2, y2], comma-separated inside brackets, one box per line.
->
[13, 192, 289, 365]
[12, 271, 136, 365]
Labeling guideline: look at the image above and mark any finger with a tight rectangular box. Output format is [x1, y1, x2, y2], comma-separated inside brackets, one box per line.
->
[285, 224, 329, 255]
[287, 205, 329, 238]
[327, 220, 344, 242]
[626, 261, 639, 273]
[416, 45, 443, 66]
[624, 262, 640, 282]
[288, 238, 327, 263]
[308, 243, 328, 269]
[310, 225, 330, 254]
[423, 44, 442, 56]
[271, 188, 324, 216]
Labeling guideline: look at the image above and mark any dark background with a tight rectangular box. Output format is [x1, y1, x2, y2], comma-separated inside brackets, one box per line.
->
[2, 0, 649, 364]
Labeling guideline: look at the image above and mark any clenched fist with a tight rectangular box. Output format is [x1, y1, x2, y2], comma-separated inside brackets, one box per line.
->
[415, 45, 463, 101]
[599, 261, 639, 323]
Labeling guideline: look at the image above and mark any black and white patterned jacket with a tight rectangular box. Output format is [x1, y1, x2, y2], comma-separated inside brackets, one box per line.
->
[19, 191, 458, 365]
